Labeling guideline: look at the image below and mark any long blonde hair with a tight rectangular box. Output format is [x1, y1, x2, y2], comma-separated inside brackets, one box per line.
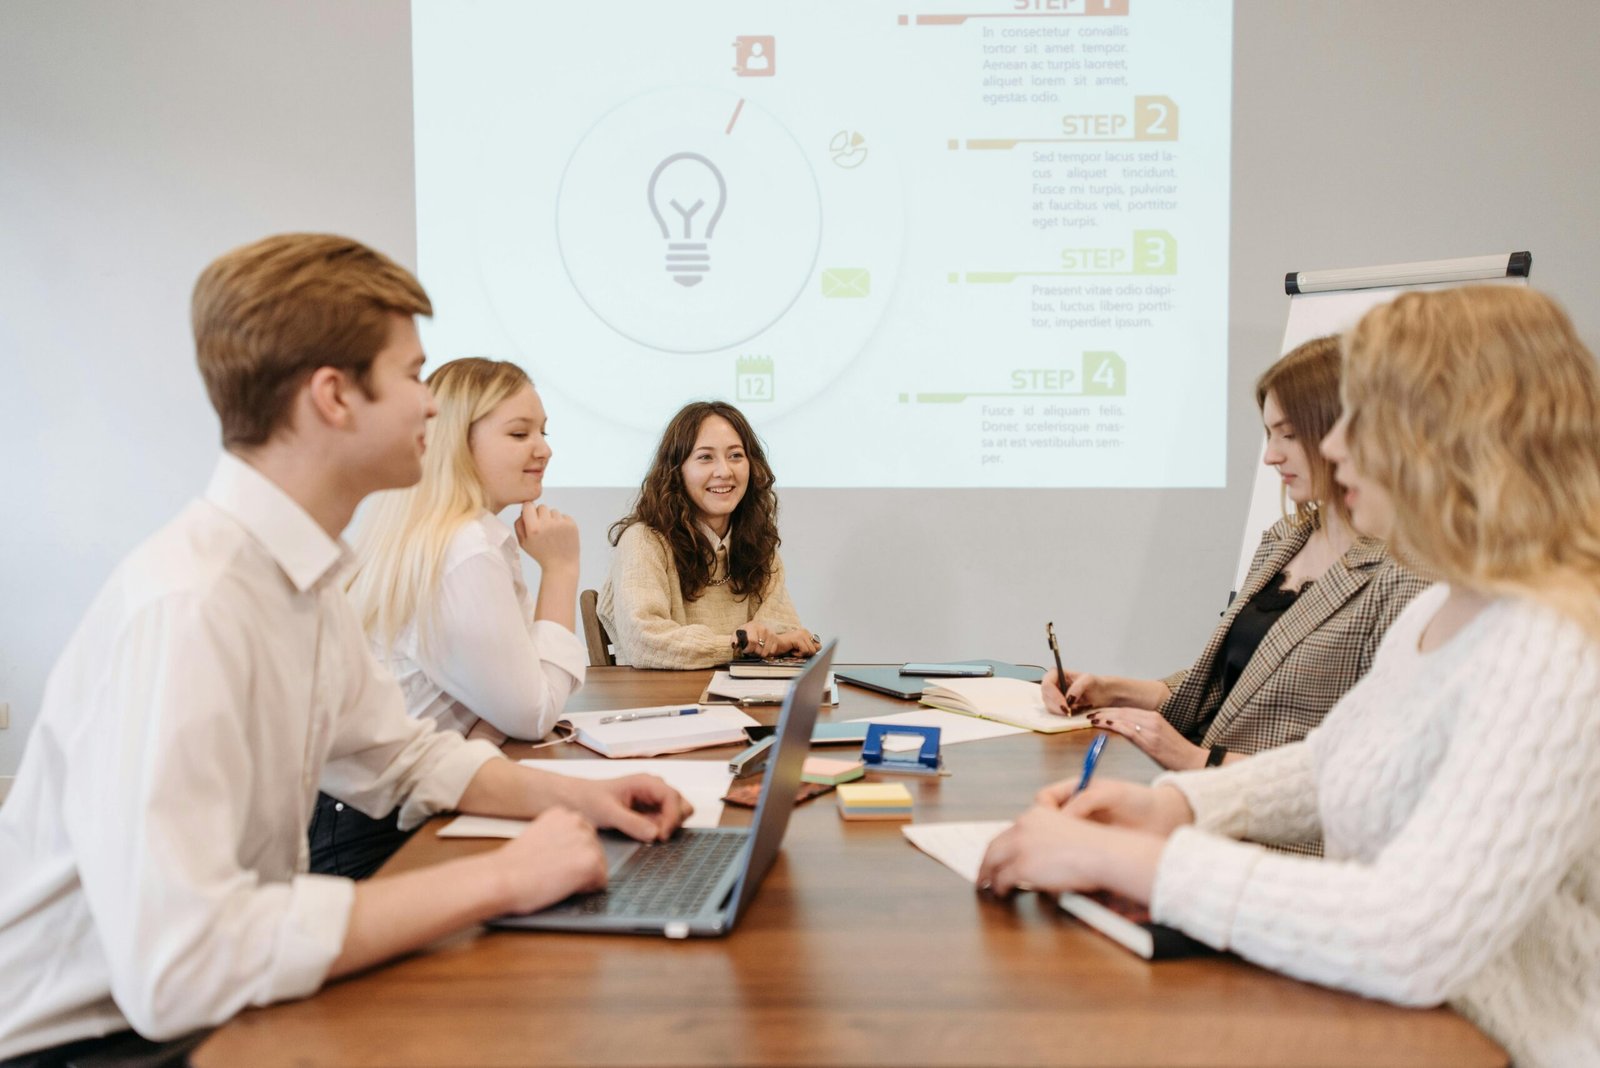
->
[347, 358, 533, 650]
[1343, 285, 1600, 638]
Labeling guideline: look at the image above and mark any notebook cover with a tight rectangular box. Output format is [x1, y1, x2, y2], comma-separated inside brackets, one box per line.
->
[1057, 890, 1214, 960]
[722, 779, 835, 808]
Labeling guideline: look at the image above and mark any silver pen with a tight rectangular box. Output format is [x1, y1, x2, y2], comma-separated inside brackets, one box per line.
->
[599, 706, 701, 725]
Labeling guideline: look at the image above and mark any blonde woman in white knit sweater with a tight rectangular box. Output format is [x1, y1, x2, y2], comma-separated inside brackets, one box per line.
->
[980, 286, 1600, 1067]
[599, 401, 820, 669]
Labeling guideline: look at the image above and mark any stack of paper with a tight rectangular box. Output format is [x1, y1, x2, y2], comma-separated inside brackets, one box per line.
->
[701, 671, 837, 706]
[437, 759, 736, 837]
[836, 782, 914, 821]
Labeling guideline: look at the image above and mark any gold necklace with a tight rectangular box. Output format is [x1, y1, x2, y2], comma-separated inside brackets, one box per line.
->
[706, 545, 729, 586]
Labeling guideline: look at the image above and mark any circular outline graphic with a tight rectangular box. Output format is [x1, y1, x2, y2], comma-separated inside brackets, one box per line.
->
[553, 87, 823, 356]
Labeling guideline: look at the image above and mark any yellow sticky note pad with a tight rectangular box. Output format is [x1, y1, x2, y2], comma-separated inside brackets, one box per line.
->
[836, 783, 913, 807]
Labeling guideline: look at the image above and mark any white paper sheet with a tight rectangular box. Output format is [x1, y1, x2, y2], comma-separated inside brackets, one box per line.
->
[703, 670, 837, 705]
[436, 759, 734, 838]
[437, 815, 534, 839]
[842, 709, 1027, 751]
[901, 820, 1011, 884]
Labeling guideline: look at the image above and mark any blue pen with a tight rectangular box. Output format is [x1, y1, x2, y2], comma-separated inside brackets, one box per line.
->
[599, 706, 700, 725]
[1075, 733, 1107, 794]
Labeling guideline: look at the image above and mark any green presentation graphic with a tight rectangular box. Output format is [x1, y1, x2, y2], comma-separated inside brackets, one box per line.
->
[414, 0, 1232, 487]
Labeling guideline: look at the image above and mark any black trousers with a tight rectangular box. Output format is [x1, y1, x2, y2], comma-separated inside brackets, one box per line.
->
[0, 1028, 210, 1068]
[307, 792, 415, 880]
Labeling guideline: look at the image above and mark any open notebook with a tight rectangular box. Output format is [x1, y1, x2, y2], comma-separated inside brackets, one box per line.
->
[902, 821, 1211, 960]
[918, 677, 1091, 734]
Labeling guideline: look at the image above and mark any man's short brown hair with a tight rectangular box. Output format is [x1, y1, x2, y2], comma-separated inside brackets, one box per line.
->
[192, 233, 432, 448]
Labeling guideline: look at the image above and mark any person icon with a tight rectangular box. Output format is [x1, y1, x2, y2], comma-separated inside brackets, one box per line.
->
[733, 36, 776, 77]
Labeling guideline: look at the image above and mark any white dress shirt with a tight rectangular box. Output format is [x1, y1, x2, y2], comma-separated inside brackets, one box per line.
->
[0, 454, 500, 1059]
[379, 511, 585, 745]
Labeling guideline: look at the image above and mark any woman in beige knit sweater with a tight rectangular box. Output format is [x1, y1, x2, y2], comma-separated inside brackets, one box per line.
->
[598, 401, 820, 669]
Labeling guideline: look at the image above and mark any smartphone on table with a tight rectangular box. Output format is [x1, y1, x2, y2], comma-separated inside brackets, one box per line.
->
[899, 663, 994, 677]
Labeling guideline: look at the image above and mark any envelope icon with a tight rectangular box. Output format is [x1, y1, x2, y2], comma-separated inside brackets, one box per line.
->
[821, 268, 871, 298]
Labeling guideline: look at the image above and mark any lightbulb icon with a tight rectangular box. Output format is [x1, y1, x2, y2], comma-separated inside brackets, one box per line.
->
[646, 152, 727, 288]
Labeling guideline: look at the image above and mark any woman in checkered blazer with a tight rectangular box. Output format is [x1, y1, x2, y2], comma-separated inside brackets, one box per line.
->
[1041, 336, 1430, 771]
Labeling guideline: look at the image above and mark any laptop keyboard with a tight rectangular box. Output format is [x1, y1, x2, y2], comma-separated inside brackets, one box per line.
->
[573, 833, 747, 917]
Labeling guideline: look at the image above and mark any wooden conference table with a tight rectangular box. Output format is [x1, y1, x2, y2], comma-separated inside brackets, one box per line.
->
[197, 667, 1506, 1067]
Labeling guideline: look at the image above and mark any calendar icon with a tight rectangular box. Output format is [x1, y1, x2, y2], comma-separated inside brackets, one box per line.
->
[736, 356, 774, 402]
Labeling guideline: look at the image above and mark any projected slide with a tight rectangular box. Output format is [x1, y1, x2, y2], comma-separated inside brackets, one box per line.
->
[413, 0, 1232, 487]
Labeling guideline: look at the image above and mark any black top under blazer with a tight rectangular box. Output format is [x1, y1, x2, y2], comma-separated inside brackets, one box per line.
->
[1160, 516, 1432, 757]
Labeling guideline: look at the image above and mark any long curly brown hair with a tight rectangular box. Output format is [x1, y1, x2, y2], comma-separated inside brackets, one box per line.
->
[609, 401, 782, 602]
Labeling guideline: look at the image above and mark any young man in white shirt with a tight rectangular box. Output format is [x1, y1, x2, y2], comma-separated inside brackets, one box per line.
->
[0, 234, 692, 1066]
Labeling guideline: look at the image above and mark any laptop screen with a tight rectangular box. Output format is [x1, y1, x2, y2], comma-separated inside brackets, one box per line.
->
[723, 640, 837, 921]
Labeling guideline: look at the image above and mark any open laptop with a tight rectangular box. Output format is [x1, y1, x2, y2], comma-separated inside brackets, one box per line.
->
[492, 640, 838, 939]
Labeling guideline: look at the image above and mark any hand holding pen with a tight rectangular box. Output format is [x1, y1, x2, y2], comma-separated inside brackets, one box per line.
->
[1043, 622, 1085, 715]
[1076, 734, 1107, 795]
[1043, 622, 1123, 714]
[1029, 732, 1107, 812]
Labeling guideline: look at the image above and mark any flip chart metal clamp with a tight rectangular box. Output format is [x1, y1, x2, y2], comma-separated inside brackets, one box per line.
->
[861, 723, 944, 776]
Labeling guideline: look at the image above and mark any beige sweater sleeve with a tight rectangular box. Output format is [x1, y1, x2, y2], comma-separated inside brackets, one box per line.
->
[751, 552, 803, 634]
[603, 524, 732, 669]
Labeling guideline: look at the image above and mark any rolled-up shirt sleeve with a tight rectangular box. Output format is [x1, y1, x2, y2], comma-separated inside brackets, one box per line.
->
[65, 596, 356, 1039]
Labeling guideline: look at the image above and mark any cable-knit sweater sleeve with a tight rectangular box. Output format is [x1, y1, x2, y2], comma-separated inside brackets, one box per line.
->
[1152, 742, 1321, 846]
[750, 552, 803, 633]
[1149, 606, 1600, 1008]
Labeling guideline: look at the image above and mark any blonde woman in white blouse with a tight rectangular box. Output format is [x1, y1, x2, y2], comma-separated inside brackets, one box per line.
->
[316, 358, 591, 878]
[980, 286, 1600, 1067]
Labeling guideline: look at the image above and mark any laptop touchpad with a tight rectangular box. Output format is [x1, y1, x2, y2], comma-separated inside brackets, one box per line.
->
[598, 831, 642, 873]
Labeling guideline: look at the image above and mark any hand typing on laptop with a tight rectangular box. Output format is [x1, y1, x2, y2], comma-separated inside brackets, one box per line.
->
[548, 773, 697, 843]
[445, 762, 693, 909]
[495, 809, 613, 915]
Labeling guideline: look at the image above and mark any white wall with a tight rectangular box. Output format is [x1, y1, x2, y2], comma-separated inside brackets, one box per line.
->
[3, 0, 1598, 775]
[0, 1, 419, 774]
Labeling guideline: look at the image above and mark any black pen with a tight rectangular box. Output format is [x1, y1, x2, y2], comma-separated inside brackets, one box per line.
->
[1047, 622, 1069, 712]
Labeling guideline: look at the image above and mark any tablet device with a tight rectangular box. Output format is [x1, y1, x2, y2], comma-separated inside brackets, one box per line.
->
[836, 660, 1044, 701]
[900, 662, 993, 677]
